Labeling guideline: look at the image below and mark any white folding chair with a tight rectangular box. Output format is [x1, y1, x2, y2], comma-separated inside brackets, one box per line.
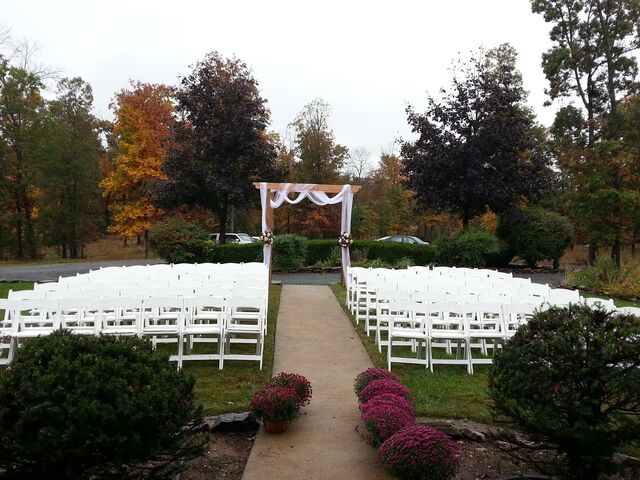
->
[58, 298, 101, 335]
[4, 299, 60, 363]
[180, 296, 225, 368]
[465, 302, 505, 373]
[388, 299, 428, 370]
[583, 297, 616, 311]
[502, 303, 537, 338]
[224, 296, 265, 369]
[427, 302, 471, 374]
[100, 297, 143, 336]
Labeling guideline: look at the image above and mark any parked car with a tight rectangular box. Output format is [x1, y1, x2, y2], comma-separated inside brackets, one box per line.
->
[376, 235, 429, 245]
[209, 232, 257, 244]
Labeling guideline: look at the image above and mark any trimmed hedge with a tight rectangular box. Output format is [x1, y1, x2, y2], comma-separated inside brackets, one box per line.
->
[150, 219, 503, 269]
[305, 240, 338, 266]
[207, 242, 263, 263]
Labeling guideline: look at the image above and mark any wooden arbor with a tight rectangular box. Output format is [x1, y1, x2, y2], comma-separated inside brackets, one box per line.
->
[253, 183, 361, 284]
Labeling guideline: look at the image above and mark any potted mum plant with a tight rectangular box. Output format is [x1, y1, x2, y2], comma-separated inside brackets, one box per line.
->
[250, 386, 301, 433]
[251, 372, 313, 433]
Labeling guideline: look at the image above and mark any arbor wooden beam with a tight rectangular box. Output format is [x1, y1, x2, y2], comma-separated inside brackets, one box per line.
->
[253, 182, 361, 193]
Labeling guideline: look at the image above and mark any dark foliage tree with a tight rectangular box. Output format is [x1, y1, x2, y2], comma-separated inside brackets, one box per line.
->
[532, 0, 640, 265]
[159, 52, 277, 243]
[0, 57, 44, 259]
[38, 77, 104, 258]
[401, 44, 552, 228]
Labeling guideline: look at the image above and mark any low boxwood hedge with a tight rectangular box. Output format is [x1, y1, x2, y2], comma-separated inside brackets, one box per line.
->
[206, 242, 263, 263]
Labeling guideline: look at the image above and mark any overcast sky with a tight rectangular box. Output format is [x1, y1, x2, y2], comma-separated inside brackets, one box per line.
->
[2, 0, 557, 166]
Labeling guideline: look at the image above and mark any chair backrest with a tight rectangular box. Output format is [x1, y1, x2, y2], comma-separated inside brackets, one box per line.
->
[502, 303, 537, 332]
[583, 297, 616, 311]
[617, 306, 640, 316]
[7, 289, 42, 300]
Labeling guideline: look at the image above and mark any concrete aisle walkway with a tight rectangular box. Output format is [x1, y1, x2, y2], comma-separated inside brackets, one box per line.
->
[242, 285, 389, 480]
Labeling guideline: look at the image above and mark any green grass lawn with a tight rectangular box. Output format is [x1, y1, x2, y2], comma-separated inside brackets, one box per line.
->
[1, 282, 282, 416]
[0, 282, 34, 299]
[330, 284, 492, 423]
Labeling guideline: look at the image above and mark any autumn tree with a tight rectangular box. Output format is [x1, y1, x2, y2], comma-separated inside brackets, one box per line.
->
[0, 56, 45, 259]
[359, 152, 415, 237]
[38, 77, 104, 258]
[291, 98, 348, 184]
[101, 82, 174, 257]
[159, 52, 277, 244]
[532, 0, 640, 264]
[401, 44, 552, 228]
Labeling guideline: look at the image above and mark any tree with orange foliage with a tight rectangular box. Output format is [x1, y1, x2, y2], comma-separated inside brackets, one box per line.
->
[101, 82, 174, 257]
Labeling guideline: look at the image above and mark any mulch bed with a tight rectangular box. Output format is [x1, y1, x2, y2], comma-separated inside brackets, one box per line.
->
[180, 429, 257, 480]
[179, 428, 638, 480]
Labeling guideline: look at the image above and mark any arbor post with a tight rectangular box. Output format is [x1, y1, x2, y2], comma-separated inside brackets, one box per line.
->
[266, 191, 275, 283]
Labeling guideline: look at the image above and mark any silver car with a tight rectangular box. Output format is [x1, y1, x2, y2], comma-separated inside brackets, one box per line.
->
[209, 232, 257, 244]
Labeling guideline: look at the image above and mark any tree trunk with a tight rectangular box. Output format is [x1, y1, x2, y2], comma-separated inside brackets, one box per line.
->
[15, 214, 23, 260]
[610, 239, 621, 267]
[144, 229, 149, 259]
[632, 237, 636, 257]
[61, 244, 67, 259]
[587, 243, 597, 266]
[124, 237, 128, 247]
[137, 234, 142, 245]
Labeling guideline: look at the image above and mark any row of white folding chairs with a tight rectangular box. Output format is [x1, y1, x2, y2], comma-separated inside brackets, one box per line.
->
[9, 285, 269, 337]
[56, 269, 268, 286]
[386, 298, 639, 374]
[0, 294, 266, 369]
[385, 300, 541, 374]
[354, 281, 562, 332]
[369, 288, 581, 345]
[37, 275, 267, 294]
[347, 267, 525, 313]
[12, 284, 267, 300]
[85, 262, 267, 278]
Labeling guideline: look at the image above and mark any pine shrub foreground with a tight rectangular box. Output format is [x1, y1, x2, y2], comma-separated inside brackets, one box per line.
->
[0, 331, 206, 480]
[489, 305, 640, 480]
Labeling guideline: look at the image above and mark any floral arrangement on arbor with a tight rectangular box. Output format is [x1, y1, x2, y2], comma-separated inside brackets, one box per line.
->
[260, 231, 274, 245]
[360, 401, 415, 447]
[267, 372, 313, 407]
[338, 232, 353, 247]
[250, 386, 301, 422]
[357, 378, 412, 404]
[376, 425, 460, 480]
[354, 367, 401, 396]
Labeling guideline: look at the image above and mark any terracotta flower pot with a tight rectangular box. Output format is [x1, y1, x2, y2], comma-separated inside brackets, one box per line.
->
[263, 418, 290, 433]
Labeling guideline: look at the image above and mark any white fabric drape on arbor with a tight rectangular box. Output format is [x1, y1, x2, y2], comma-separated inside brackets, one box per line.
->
[259, 183, 354, 281]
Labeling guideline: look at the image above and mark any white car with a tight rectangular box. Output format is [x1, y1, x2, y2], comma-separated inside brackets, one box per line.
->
[376, 235, 429, 245]
[209, 232, 257, 244]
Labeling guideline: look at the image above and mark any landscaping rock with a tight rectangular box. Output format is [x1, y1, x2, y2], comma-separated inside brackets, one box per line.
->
[203, 412, 258, 432]
[416, 417, 494, 442]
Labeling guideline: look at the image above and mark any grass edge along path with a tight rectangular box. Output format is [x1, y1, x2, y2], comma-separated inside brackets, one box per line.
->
[329, 284, 492, 423]
[1, 282, 283, 416]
